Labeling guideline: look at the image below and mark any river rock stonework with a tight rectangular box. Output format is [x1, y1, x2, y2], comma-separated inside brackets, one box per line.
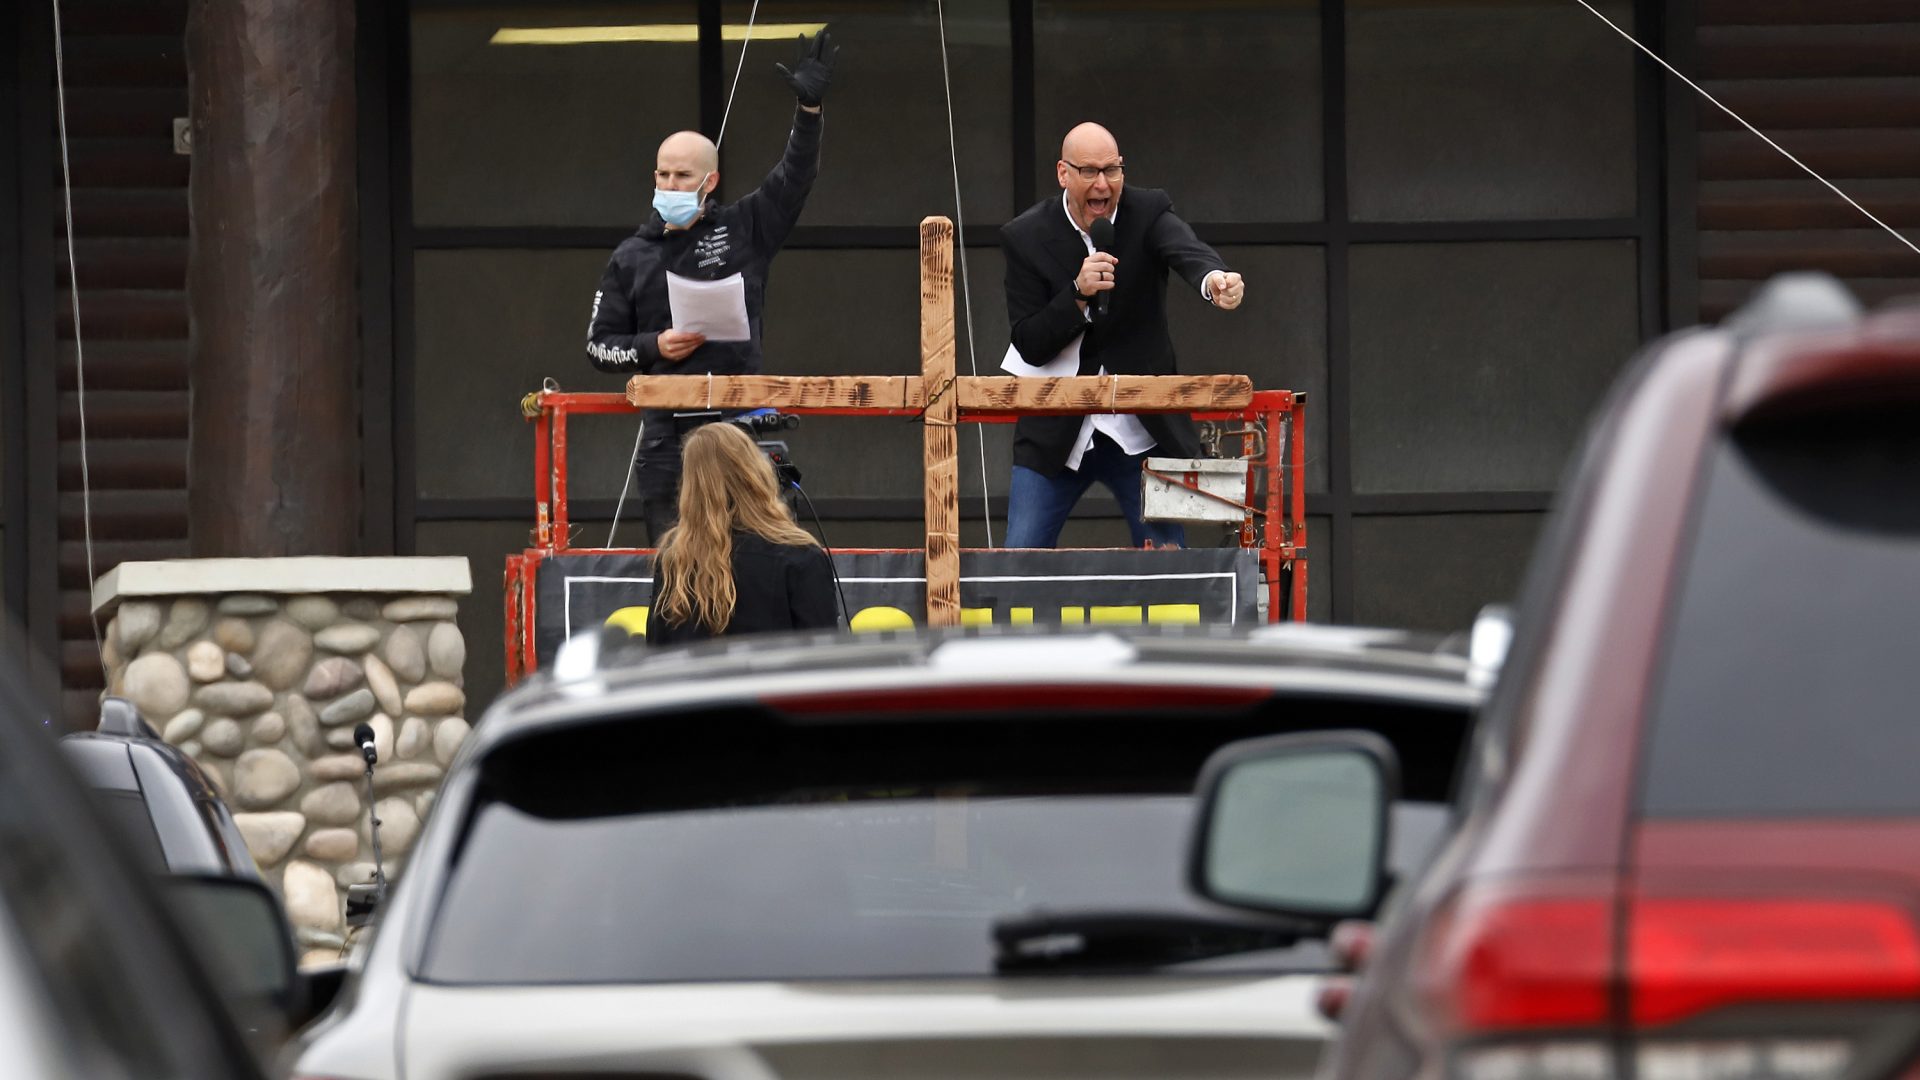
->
[96, 574, 471, 950]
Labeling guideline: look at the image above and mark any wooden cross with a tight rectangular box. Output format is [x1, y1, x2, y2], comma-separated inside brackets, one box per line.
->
[625, 217, 1255, 626]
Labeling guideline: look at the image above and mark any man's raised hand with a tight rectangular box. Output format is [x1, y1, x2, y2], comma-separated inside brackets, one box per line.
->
[775, 28, 838, 109]
[657, 329, 707, 362]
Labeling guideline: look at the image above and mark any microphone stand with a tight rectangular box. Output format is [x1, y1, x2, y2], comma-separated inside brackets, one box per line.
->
[344, 746, 389, 929]
[362, 754, 388, 898]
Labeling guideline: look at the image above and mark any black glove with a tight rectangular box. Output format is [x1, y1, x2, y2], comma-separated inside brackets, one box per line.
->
[774, 27, 837, 108]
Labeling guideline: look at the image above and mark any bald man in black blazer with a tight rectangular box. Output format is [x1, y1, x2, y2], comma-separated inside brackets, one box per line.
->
[1001, 122, 1246, 549]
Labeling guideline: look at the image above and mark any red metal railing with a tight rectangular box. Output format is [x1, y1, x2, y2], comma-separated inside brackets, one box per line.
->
[508, 390, 1306, 682]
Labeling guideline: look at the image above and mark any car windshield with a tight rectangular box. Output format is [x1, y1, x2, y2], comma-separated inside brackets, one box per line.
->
[422, 701, 1464, 984]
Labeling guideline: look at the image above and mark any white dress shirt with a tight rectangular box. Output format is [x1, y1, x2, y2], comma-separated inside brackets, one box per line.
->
[1062, 193, 1155, 472]
[1058, 193, 1220, 471]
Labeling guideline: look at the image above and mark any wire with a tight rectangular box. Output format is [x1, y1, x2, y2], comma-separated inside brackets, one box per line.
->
[1567, 0, 1919, 258]
[606, 415, 648, 547]
[714, 0, 762, 151]
[934, 0, 996, 547]
[790, 481, 852, 629]
[51, 0, 105, 682]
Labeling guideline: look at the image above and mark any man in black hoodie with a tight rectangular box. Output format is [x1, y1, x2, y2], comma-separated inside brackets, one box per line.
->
[587, 29, 837, 543]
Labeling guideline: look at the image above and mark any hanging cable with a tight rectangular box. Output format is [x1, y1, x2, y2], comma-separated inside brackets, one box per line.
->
[714, 0, 763, 150]
[51, 0, 106, 682]
[606, 419, 648, 547]
[1569, 0, 1918, 258]
[934, 0, 996, 547]
[610, 0, 766, 548]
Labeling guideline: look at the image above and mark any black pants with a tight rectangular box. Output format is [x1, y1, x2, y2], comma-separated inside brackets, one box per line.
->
[634, 410, 734, 545]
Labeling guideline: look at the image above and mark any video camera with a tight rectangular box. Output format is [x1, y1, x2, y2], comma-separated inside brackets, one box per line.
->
[668, 408, 804, 489]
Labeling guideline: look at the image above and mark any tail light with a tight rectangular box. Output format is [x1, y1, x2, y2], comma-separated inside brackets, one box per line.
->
[1632, 897, 1920, 1026]
[1414, 874, 1920, 1080]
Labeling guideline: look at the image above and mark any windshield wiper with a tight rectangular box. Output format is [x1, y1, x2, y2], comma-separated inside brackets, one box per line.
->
[991, 908, 1325, 973]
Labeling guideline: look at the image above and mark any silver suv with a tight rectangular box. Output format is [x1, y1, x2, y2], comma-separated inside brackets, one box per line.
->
[298, 623, 1482, 1080]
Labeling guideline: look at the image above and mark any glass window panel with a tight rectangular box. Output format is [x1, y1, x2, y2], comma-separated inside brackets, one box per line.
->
[1306, 514, 1330, 624]
[1351, 512, 1543, 633]
[761, 248, 1006, 502]
[1349, 240, 1639, 494]
[1034, 0, 1322, 224]
[717, 0, 1011, 227]
[414, 250, 652, 501]
[776, 518, 1111, 551]
[412, 2, 698, 227]
[1168, 246, 1327, 493]
[1348, 0, 1636, 221]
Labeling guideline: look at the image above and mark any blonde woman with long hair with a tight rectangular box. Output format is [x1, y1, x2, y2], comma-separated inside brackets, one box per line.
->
[646, 421, 840, 644]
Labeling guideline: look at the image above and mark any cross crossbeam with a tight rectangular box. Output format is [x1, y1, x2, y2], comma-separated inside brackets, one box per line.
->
[622, 374, 1253, 413]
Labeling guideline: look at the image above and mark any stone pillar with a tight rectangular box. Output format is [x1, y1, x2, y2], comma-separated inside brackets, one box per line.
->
[96, 558, 471, 966]
[185, 0, 360, 556]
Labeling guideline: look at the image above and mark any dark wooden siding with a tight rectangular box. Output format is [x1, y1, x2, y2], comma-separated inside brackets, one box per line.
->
[1694, 0, 1920, 321]
[53, 0, 190, 725]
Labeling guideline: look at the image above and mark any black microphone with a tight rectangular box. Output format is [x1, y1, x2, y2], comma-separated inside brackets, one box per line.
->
[353, 721, 378, 766]
[1088, 216, 1115, 318]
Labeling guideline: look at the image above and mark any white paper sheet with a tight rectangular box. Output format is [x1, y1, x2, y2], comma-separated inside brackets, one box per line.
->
[999, 334, 1082, 378]
[666, 271, 752, 342]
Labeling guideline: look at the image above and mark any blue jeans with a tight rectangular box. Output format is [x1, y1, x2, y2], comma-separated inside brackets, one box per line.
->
[1005, 434, 1186, 549]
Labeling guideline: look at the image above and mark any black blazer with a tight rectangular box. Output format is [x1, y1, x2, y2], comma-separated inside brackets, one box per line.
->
[646, 532, 840, 646]
[1001, 187, 1229, 476]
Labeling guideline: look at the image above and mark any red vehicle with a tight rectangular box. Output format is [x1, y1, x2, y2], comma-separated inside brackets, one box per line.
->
[1202, 275, 1920, 1080]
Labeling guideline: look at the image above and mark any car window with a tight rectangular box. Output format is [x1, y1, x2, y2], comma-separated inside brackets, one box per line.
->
[1641, 411, 1920, 817]
[426, 790, 1452, 984]
[424, 705, 1468, 984]
[125, 748, 257, 877]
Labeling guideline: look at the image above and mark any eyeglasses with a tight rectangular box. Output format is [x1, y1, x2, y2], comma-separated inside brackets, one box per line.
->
[1062, 161, 1125, 182]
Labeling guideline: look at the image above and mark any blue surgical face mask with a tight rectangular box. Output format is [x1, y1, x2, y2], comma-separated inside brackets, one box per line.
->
[653, 173, 711, 227]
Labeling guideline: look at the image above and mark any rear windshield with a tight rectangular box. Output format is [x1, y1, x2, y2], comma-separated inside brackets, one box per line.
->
[1641, 411, 1920, 818]
[423, 703, 1465, 984]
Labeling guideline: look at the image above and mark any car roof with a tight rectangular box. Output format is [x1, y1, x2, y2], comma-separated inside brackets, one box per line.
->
[58, 727, 258, 880]
[61, 729, 222, 802]
[478, 623, 1482, 752]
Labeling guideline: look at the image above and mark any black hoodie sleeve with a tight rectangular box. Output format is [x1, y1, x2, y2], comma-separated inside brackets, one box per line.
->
[738, 107, 824, 255]
[586, 253, 662, 372]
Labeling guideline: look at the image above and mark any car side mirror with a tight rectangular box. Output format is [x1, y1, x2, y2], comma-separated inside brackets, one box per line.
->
[163, 874, 300, 1032]
[1189, 731, 1399, 919]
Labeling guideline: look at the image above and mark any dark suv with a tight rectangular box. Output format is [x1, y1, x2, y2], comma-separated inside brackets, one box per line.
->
[1301, 276, 1920, 1080]
[60, 698, 258, 878]
[0, 660, 293, 1078]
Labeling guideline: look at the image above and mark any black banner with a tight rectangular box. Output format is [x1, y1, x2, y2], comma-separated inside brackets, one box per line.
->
[532, 547, 1260, 665]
